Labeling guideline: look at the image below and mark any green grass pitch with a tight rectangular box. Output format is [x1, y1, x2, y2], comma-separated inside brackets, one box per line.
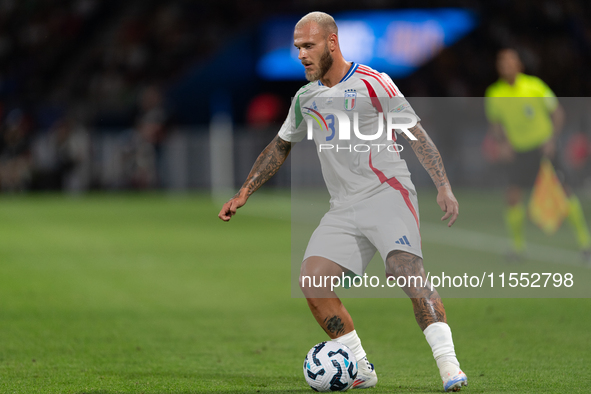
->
[0, 190, 590, 393]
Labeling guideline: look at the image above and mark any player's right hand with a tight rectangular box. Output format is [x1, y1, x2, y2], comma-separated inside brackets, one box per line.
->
[218, 191, 248, 222]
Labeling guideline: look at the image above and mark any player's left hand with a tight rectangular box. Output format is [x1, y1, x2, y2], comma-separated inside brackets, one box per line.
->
[436, 185, 459, 227]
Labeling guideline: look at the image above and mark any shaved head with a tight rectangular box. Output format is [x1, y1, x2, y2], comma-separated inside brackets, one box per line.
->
[295, 11, 338, 37]
[294, 11, 349, 86]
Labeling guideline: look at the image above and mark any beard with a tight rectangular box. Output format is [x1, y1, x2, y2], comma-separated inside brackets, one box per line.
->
[305, 44, 333, 82]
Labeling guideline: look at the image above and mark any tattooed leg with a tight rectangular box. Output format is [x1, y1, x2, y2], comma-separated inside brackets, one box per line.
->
[300, 256, 355, 338]
[386, 250, 447, 331]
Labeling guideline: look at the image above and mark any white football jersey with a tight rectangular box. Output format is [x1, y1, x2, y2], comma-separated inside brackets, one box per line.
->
[279, 62, 420, 208]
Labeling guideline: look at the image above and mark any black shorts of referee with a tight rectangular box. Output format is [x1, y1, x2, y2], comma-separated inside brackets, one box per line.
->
[503, 149, 568, 190]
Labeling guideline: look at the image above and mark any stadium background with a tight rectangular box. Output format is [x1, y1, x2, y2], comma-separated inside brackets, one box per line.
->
[1, 0, 590, 392]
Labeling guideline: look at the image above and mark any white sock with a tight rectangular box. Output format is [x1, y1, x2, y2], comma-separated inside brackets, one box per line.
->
[333, 329, 367, 362]
[423, 322, 460, 370]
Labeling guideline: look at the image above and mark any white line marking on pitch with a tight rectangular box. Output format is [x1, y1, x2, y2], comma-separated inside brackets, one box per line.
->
[418, 223, 581, 267]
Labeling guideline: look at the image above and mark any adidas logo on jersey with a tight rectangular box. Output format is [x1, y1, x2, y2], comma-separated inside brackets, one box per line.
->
[304, 101, 319, 114]
[394, 235, 411, 246]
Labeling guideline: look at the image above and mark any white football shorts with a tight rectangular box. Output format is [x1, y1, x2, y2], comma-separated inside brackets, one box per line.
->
[303, 185, 422, 276]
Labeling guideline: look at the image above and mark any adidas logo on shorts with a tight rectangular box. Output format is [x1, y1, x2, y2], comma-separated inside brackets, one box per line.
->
[394, 235, 411, 246]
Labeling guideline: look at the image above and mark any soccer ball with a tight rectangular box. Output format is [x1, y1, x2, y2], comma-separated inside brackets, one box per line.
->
[303, 341, 358, 392]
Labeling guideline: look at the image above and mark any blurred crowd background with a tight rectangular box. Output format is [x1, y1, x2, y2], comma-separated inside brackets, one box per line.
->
[1, 0, 590, 193]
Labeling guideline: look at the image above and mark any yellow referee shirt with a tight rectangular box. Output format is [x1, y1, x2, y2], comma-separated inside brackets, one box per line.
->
[485, 73, 558, 152]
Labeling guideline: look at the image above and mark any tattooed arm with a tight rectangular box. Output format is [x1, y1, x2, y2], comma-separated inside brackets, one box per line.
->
[218, 135, 292, 221]
[404, 122, 459, 227]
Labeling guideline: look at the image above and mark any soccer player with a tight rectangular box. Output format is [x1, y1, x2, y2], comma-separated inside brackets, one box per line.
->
[485, 48, 591, 260]
[219, 12, 467, 392]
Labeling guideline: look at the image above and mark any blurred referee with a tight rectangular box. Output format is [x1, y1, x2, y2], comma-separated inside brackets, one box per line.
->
[485, 48, 591, 261]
